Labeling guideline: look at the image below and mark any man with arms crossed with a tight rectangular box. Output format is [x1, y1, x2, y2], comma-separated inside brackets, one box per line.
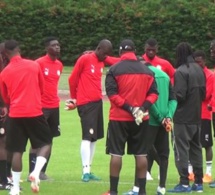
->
[0, 40, 52, 195]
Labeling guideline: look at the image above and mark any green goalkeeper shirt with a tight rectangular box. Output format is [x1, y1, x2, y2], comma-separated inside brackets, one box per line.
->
[147, 64, 177, 126]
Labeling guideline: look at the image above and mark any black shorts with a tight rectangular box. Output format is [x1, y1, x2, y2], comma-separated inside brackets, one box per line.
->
[6, 115, 52, 152]
[201, 119, 213, 148]
[42, 108, 60, 138]
[106, 120, 150, 156]
[77, 100, 104, 142]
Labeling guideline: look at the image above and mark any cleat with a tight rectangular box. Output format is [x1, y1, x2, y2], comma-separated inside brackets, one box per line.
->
[82, 173, 90, 182]
[39, 172, 52, 181]
[89, 173, 101, 181]
[157, 186, 166, 195]
[0, 183, 13, 190]
[8, 187, 20, 195]
[188, 172, 194, 181]
[209, 180, 215, 188]
[146, 171, 153, 181]
[101, 191, 117, 195]
[203, 174, 212, 183]
[122, 190, 138, 195]
[167, 184, 191, 193]
[102, 191, 110, 195]
[191, 183, 203, 192]
[29, 174, 40, 193]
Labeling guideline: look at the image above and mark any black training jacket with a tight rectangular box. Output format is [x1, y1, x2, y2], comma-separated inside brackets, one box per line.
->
[173, 56, 206, 124]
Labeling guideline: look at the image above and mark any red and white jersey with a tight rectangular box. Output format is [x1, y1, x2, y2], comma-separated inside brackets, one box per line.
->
[142, 53, 175, 82]
[69, 52, 105, 106]
[36, 55, 63, 108]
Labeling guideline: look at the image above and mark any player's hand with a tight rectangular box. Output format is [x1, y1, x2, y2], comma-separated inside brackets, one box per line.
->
[162, 118, 172, 132]
[64, 99, 77, 110]
[131, 107, 148, 125]
[207, 104, 212, 111]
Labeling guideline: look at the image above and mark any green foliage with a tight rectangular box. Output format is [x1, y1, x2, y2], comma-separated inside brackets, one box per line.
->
[0, 0, 215, 66]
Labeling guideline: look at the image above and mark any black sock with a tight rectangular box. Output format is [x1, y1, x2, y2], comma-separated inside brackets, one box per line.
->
[110, 176, 119, 194]
[0, 160, 8, 184]
[41, 153, 51, 173]
[138, 178, 146, 194]
[29, 153, 36, 173]
[6, 161, 11, 177]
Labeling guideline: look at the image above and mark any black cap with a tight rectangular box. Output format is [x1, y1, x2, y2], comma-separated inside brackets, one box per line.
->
[119, 39, 135, 51]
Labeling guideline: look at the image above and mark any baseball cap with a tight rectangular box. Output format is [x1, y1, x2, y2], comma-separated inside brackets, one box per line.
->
[119, 39, 135, 51]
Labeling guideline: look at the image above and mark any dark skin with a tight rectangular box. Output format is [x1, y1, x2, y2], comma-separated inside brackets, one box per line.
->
[95, 39, 112, 61]
[144, 44, 158, 60]
[46, 40, 60, 60]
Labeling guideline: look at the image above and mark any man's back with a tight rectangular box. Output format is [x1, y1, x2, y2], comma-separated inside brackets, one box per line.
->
[174, 59, 206, 124]
[0, 56, 43, 117]
[106, 56, 157, 121]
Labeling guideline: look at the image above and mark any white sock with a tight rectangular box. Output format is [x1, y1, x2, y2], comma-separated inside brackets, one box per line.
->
[12, 171, 21, 191]
[132, 186, 139, 192]
[188, 162, 193, 173]
[206, 161, 212, 175]
[31, 156, 47, 178]
[89, 141, 96, 172]
[81, 140, 91, 174]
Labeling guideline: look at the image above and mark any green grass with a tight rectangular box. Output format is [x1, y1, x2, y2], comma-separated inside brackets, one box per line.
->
[2, 101, 215, 195]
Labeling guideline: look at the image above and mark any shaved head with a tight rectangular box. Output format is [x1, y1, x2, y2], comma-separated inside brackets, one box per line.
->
[95, 39, 112, 61]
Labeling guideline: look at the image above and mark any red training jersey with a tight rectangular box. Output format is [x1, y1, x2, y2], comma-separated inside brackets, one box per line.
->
[69, 52, 105, 106]
[142, 53, 175, 81]
[0, 55, 44, 117]
[202, 67, 213, 119]
[36, 55, 63, 108]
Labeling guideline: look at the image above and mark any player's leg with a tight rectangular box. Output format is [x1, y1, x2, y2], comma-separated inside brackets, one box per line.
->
[104, 120, 127, 195]
[201, 119, 213, 183]
[0, 135, 10, 190]
[6, 117, 28, 195]
[78, 100, 103, 182]
[128, 120, 149, 195]
[168, 123, 192, 193]
[154, 125, 170, 195]
[27, 115, 52, 193]
[189, 124, 203, 192]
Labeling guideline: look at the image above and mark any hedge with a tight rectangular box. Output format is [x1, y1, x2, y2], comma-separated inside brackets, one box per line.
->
[0, 0, 215, 67]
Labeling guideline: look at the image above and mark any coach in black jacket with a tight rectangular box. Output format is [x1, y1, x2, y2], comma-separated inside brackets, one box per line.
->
[168, 42, 206, 193]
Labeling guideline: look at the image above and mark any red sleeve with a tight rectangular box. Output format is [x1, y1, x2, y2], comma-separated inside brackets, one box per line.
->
[104, 56, 120, 66]
[0, 75, 9, 104]
[68, 55, 84, 99]
[206, 73, 213, 101]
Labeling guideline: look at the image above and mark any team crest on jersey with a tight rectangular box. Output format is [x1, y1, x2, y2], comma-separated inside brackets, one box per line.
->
[57, 70, 61, 76]
[89, 128, 94, 134]
[91, 64, 95, 73]
[156, 65, 162, 70]
[44, 68, 49, 75]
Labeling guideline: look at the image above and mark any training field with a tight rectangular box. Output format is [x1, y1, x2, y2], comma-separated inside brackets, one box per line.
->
[3, 67, 215, 195]
[2, 101, 215, 195]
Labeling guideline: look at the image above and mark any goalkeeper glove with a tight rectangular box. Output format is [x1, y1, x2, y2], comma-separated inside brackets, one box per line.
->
[122, 103, 148, 125]
[65, 99, 77, 110]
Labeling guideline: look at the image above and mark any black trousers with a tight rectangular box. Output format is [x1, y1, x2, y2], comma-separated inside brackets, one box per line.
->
[173, 123, 203, 185]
